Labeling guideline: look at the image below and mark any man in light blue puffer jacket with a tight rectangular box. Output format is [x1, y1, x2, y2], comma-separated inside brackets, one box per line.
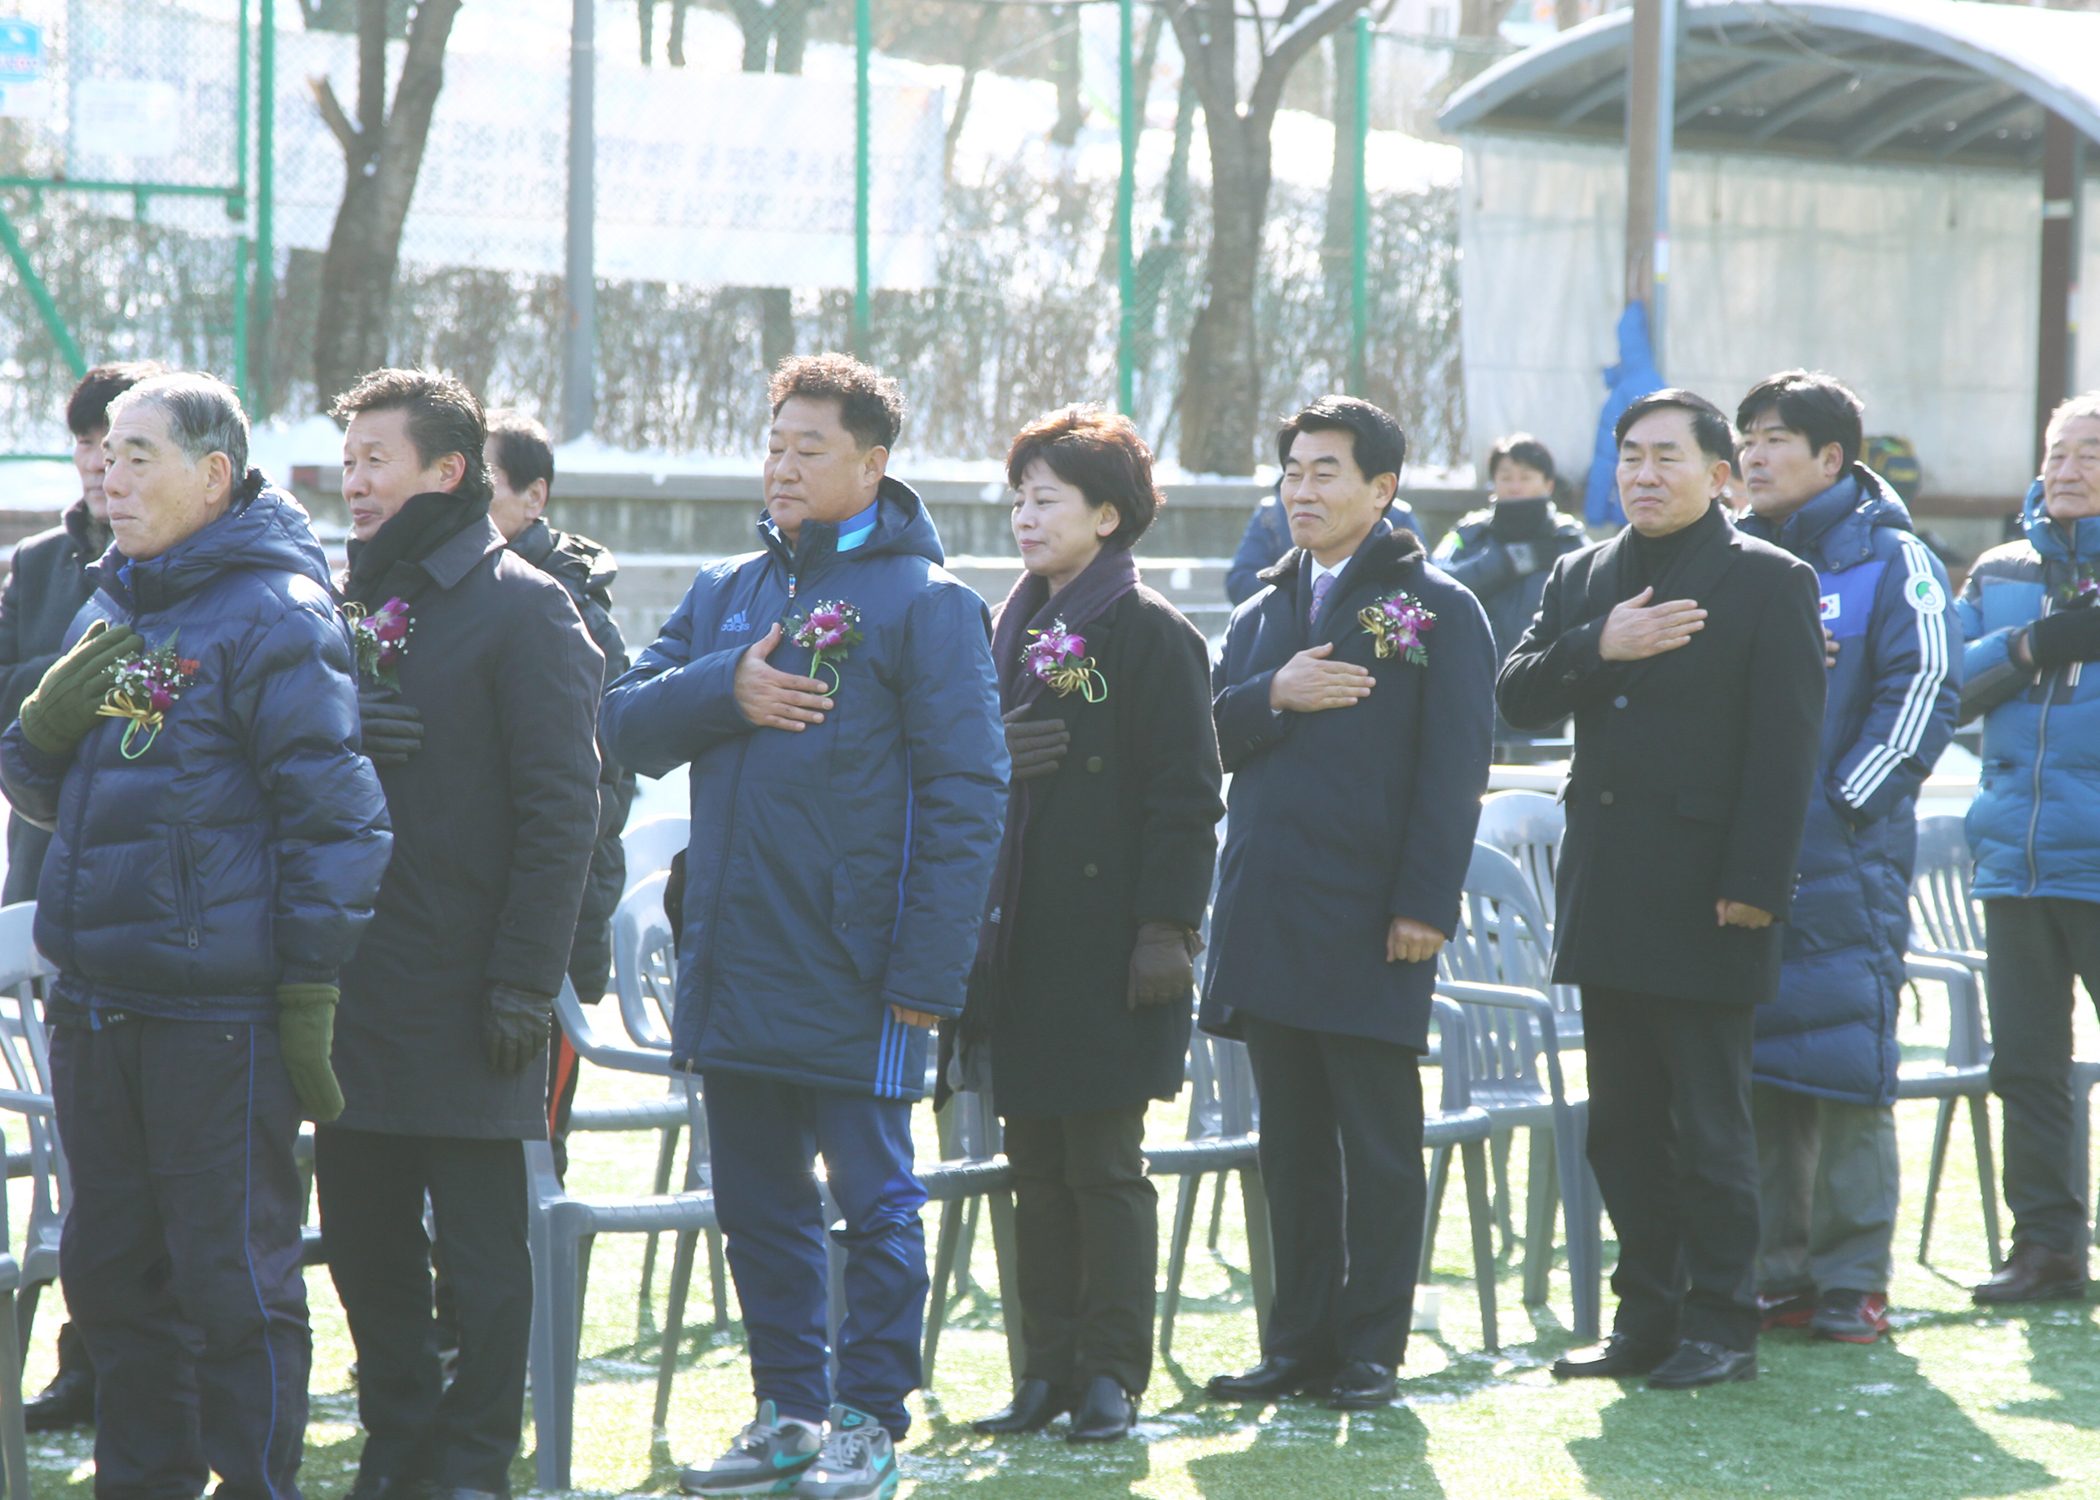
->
[1958, 392, 2100, 1306]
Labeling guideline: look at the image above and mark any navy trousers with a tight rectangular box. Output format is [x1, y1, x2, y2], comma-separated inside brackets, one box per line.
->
[704, 1070, 928, 1439]
[52, 1017, 309, 1500]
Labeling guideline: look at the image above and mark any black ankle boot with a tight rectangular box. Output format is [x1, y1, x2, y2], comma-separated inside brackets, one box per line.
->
[1066, 1375, 1134, 1442]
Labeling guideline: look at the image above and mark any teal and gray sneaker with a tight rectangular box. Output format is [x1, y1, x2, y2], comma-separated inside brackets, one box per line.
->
[793, 1405, 899, 1500]
[678, 1401, 823, 1495]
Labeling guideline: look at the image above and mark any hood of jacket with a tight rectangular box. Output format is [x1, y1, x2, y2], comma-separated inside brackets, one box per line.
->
[1740, 463, 1915, 572]
[2021, 476, 2100, 567]
[97, 472, 331, 616]
[759, 474, 944, 577]
[511, 517, 620, 603]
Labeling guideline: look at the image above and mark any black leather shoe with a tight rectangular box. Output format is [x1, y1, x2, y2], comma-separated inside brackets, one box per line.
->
[1066, 1375, 1134, 1442]
[1206, 1355, 1337, 1401]
[24, 1366, 95, 1432]
[1325, 1360, 1398, 1410]
[1973, 1240, 2087, 1305]
[972, 1378, 1072, 1435]
[1647, 1339, 1757, 1389]
[1550, 1333, 1670, 1380]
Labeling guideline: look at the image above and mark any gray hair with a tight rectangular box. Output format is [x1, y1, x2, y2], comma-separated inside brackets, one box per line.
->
[2045, 392, 2100, 451]
[106, 372, 250, 479]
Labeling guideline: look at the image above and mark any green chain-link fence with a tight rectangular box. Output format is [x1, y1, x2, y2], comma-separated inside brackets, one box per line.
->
[0, 0, 1466, 470]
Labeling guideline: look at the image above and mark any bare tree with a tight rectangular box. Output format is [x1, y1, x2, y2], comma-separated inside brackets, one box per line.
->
[307, 0, 466, 409]
[1049, 4, 1085, 146]
[1170, 0, 1364, 473]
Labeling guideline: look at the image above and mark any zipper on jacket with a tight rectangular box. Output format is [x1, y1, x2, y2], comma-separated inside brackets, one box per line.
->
[2026, 687, 2051, 897]
[168, 825, 201, 949]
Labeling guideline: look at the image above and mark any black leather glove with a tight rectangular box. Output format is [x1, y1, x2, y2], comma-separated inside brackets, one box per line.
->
[484, 982, 554, 1075]
[358, 688, 424, 766]
[1127, 920, 1203, 1011]
[1002, 705, 1069, 782]
[2027, 607, 2100, 670]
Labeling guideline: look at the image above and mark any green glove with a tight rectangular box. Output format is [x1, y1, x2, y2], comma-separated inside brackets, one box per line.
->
[277, 983, 345, 1123]
[18, 619, 138, 755]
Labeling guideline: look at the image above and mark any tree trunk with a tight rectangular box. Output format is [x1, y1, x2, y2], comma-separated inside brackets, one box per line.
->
[1323, 24, 1358, 269]
[945, 4, 1003, 180]
[311, 0, 465, 409]
[1170, 0, 1357, 473]
[1050, 4, 1085, 147]
[1178, 113, 1271, 474]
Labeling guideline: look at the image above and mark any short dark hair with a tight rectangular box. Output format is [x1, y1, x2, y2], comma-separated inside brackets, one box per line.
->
[768, 353, 904, 452]
[1614, 388, 1735, 465]
[1735, 370, 1864, 468]
[331, 368, 492, 505]
[1005, 405, 1162, 551]
[68, 360, 167, 437]
[486, 409, 555, 497]
[1276, 396, 1407, 483]
[1488, 432, 1556, 483]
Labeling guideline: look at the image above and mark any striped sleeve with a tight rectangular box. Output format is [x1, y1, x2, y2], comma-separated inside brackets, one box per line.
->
[1831, 531, 1961, 824]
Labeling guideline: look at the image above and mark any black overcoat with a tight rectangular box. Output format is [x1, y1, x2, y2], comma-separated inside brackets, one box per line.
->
[0, 501, 105, 902]
[993, 585, 1224, 1120]
[1201, 523, 1496, 1050]
[1496, 505, 1826, 1007]
[333, 517, 605, 1138]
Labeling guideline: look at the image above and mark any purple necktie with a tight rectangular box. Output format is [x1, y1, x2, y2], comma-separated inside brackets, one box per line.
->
[1310, 570, 1334, 626]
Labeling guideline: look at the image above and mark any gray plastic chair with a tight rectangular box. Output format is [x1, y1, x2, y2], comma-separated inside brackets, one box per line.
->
[1899, 953, 2001, 1269]
[0, 903, 64, 1349]
[1155, 1033, 1267, 1360]
[1436, 844, 1602, 1340]
[0, 1123, 31, 1500]
[620, 815, 690, 899]
[1473, 790, 1565, 925]
[1422, 998, 1503, 1352]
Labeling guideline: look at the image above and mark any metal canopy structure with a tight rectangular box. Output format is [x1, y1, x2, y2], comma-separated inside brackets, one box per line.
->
[1441, 0, 2100, 171]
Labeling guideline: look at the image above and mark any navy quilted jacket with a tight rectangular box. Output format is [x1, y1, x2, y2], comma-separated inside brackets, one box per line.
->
[602, 478, 1007, 1097]
[1738, 468, 1960, 1103]
[0, 475, 393, 1023]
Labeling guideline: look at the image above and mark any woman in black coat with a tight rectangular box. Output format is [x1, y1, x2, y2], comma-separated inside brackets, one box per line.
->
[961, 406, 1223, 1442]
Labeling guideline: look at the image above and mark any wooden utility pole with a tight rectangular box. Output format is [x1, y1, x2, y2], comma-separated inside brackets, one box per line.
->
[2036, 111, 2081, 468]
[1624, 0, 1676, 373]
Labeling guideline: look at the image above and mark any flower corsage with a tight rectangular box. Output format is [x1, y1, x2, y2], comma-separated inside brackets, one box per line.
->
[2061, 564, 2100, 609]
[344, 597, 413, 690]
[1358, 589, 1437, 665]
[1024, 619, 1106, 702]
[792, 601, 863, 695]
[97, 636, 200, 758]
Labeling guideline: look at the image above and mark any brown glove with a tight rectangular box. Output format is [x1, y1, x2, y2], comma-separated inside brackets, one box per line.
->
[1003, 705, 1069, 782]
[1128, 920, 1203, 1010]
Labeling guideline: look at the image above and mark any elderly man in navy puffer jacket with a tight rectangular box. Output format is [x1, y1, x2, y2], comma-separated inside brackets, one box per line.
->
[0, 372, 391, 1500]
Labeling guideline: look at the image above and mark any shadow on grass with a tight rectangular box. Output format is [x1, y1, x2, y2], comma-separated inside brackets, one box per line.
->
[1567, 1334, 2050, 1500]
[2004, 1295, 2100, 1430]
[1185, 1402, 1446, 1499]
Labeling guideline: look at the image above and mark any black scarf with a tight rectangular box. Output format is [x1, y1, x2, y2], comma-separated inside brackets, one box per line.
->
[344, 491, 492, 610]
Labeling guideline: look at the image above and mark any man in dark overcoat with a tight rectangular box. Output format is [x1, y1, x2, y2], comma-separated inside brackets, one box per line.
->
[1202, 396, 1496, 1411]
[319, 369, 604, 1500]
[0, 358, 162, 1431]
[484, 410, 636, 1175]
[1499, 388, 1826, 1389]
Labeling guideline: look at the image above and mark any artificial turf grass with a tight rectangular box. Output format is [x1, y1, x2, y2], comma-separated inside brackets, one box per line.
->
[18, 979, 2100, 1499]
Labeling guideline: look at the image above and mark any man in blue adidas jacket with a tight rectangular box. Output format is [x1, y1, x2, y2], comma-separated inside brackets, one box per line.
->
[603, 354, 1006, 1500]
[1735, 373, 1958, 1343]
[1958, 394, 2100, 1306]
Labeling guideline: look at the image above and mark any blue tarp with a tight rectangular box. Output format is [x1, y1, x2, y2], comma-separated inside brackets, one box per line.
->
[1585, 301, 1663, 526]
